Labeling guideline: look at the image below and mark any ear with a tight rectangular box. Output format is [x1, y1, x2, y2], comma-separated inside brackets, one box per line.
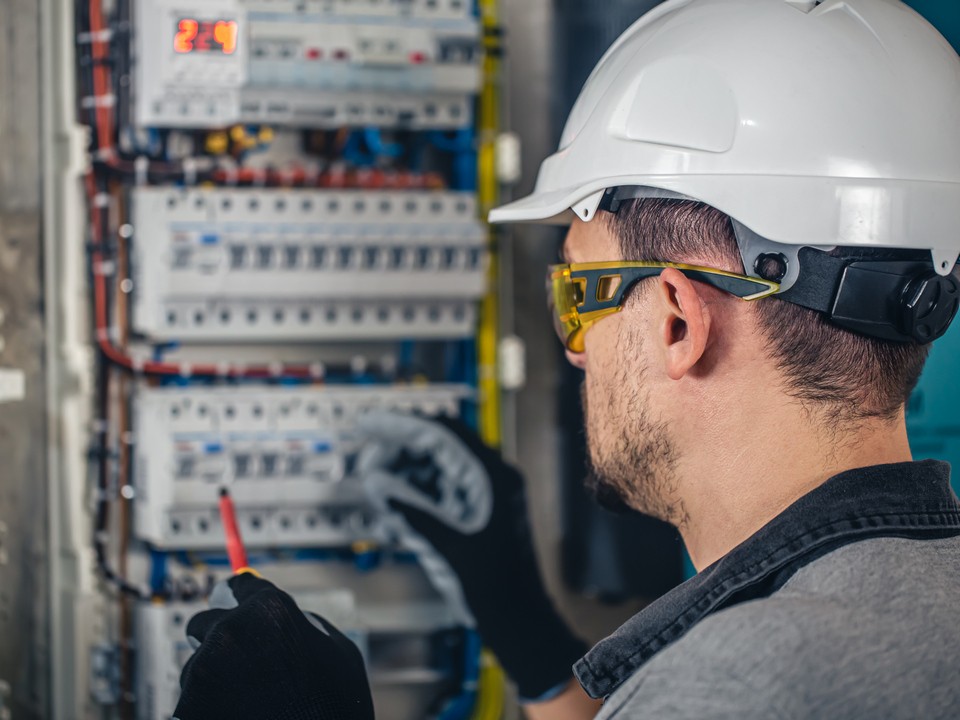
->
[655, 268, 711, 381]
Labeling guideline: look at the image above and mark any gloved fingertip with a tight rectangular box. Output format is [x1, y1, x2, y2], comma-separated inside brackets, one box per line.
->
[227, 571, 278, 601]
[209, 580, 240, 610]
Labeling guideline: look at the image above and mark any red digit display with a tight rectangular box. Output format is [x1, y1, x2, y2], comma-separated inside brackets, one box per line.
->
[174, 18, 239, 55]
[214, 20, 239, 55]
[174, 19, 199, 54]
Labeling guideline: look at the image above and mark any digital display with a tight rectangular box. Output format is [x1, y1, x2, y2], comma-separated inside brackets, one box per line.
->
[174, 18, 239, 55]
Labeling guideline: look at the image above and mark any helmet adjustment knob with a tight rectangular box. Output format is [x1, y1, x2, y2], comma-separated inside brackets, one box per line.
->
[899, 272, 960, 343]
[754, 253, 789, 283]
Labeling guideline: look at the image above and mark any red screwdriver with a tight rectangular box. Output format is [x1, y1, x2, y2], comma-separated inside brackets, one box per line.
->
[218, 487, 256, 575]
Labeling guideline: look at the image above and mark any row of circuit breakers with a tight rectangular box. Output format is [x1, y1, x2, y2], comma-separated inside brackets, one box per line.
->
[133, 188, 487, 340]
[135, 384, 468, 549]
[136, 0, 481, 128]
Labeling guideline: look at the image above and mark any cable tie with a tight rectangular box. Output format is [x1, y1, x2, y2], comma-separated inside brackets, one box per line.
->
[350, 356, 368, 375]
[96, 328, 111, 343]
[81, 93, 116, 109]
[179, 362, 193, 378]
[96, 259, 116, 276]
[254, 167, 268, 187]
[130, 355, 145, 374]
[216, 362, 231, 377]
[269, 362, 284, 377]
[134, 156, 149, 186]
[94, 192, 111, 208]
[76, 29, 114, 44]
[310, 362, 326, 379]
[183, 157, 198, 186]
[379, 354, 398, 376]
[222, 164, 238, 186]
[93, 147, 117, 163]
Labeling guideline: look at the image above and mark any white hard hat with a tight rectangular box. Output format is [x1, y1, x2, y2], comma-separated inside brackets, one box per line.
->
[491, 0, 960, 277]
[491, 0, 960, 342]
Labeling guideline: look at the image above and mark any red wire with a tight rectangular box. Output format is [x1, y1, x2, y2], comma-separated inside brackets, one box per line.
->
[89, 0, 113, 154]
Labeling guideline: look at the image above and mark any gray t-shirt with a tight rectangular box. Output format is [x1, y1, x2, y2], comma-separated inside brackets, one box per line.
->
[597, 535, 960, 719]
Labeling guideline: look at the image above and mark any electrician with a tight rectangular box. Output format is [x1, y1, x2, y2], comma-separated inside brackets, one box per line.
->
[172, 0, 960, 718]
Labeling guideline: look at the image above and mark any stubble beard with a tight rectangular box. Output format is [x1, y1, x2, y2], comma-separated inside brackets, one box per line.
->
[580, 350, 684, 526]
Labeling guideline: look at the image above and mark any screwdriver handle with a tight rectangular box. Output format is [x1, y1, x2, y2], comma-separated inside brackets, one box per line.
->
[218, 487, 250, 574]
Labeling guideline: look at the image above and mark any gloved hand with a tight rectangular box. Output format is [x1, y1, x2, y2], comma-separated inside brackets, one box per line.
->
[357, 413, 587, 701]
[174, 573, 374, 720]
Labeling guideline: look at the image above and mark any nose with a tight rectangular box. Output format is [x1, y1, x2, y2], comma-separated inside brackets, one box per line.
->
[565, 349, 586, 370]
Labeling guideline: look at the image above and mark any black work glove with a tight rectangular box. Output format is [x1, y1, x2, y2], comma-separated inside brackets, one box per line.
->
[174, 573, 374, 720]
[357, 413, 587, 700]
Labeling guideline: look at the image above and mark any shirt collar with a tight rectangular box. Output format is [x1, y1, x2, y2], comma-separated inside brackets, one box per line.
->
[574, 460, 960, 699]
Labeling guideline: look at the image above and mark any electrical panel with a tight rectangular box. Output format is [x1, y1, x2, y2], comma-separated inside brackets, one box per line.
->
[65, 0, 501, 713]
[133, 0, 481, 128]
[134, 384, 469, 548]
[131, 187, 487, 341]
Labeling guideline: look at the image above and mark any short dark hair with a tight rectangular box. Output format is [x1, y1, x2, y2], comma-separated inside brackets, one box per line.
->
[601, 198, 929, 423]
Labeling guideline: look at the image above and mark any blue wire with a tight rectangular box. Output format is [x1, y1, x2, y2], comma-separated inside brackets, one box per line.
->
[398, 341, 416, 375]
[149, 549, 169, 596]
[363, 128, 403, 158]
[426, 130, 472, 153]
[437, 629, 482, 720]
[427, 129, 477, 190]
[343, 130, 375, 166]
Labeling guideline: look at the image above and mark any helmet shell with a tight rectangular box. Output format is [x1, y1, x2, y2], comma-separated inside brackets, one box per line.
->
[490, 0, 960, 274]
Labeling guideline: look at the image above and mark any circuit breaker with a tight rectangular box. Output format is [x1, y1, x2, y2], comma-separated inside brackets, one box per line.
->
[131, 188, 487, 341]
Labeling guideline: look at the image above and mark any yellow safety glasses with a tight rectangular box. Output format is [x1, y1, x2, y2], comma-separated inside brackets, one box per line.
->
[547, 261, 780, 353]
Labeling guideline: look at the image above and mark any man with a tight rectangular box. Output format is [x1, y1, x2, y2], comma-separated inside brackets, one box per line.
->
[173, 0, 960, 717]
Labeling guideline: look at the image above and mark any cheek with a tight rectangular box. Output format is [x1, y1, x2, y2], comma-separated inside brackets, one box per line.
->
[583, 317, 630, 422]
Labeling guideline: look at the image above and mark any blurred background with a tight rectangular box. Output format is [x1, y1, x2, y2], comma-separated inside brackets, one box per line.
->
[0, 0, 956, 718]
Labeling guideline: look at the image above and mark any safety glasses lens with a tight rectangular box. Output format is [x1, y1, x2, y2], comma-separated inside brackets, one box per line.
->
[547, 266, 583, 351]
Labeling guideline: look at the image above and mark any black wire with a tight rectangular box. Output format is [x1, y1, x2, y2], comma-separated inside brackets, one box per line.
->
[75, 0, 99, 139]
[87, 172, 146, 599]
[114, 0, 133, 136]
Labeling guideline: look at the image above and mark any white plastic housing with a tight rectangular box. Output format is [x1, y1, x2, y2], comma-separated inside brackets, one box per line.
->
[490, 0, 960, 274]
[131, 188, 488, 342]
[134, 0, 480, 128]
[133, 383, 470, 548]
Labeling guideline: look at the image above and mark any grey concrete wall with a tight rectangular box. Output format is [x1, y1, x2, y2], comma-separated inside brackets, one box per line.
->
[0, 0, 49, 717]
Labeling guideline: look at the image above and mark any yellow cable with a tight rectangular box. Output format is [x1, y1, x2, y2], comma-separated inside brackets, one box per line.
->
[476, 0, 502, 449]
[471, 650, 506, 720]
